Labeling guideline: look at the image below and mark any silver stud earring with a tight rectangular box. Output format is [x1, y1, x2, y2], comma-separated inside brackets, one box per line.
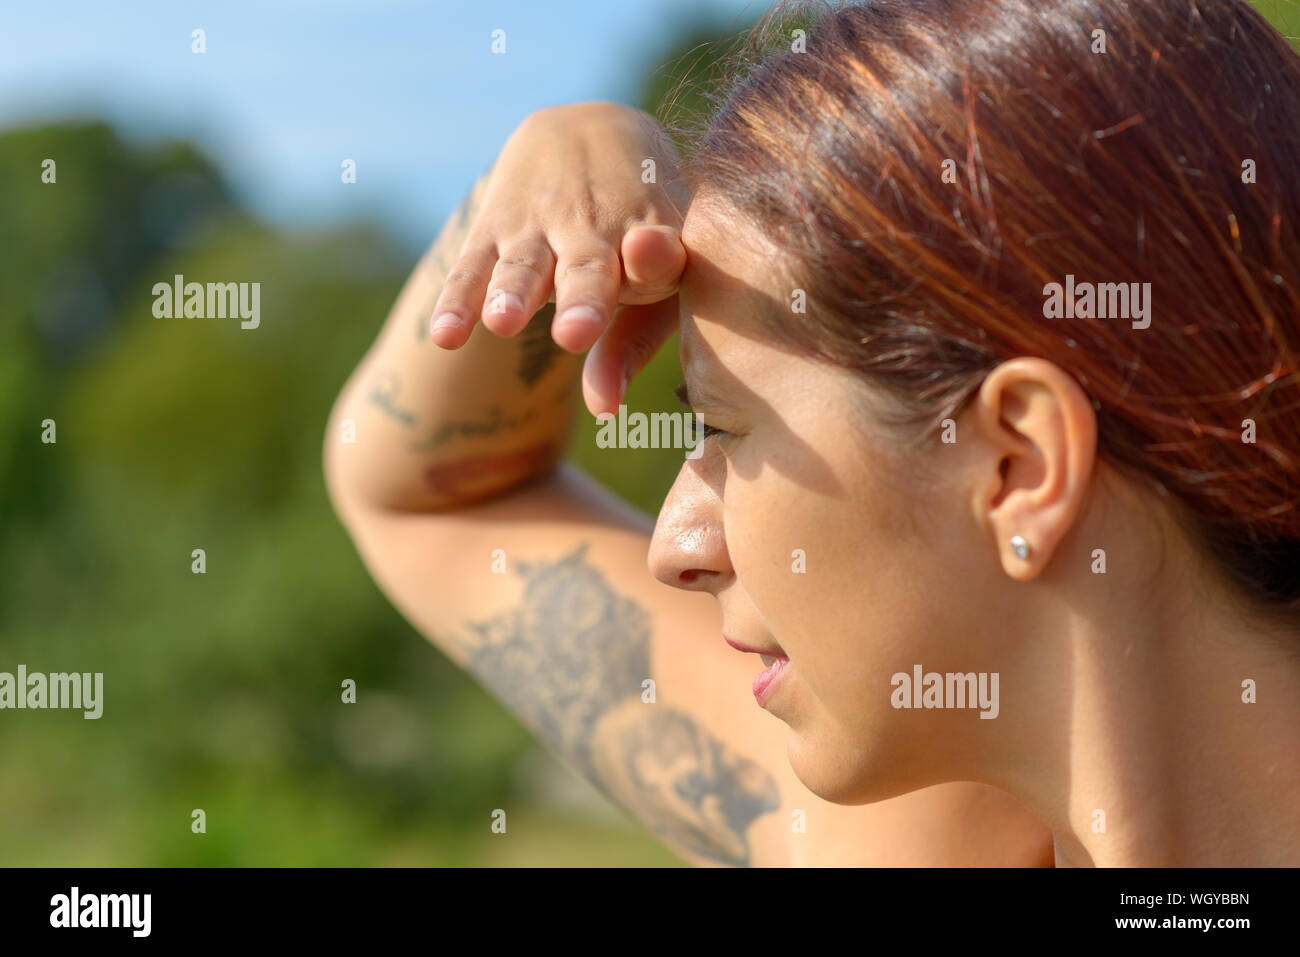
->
[1010, 535, 1030, 560]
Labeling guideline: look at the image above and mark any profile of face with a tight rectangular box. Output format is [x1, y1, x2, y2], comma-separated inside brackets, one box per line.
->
[649, 194, 1112, 806]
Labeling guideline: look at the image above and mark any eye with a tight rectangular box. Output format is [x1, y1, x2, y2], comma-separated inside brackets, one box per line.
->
[700, 422, 729, 440]
[674, 380, 733, 447]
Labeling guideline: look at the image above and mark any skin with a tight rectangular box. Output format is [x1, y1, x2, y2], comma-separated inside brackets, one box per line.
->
[646, 192, 1300, 866]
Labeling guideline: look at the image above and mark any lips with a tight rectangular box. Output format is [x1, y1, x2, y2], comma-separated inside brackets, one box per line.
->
[752, 656, 790, 706]
[723, 635, 787, 660]
[723, 635, 790, 707]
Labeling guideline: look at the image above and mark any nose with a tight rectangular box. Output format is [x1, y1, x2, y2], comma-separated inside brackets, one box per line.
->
[648, 455, 731, 592]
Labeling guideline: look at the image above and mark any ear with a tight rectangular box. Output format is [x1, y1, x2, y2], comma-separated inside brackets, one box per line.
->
[965, 358, 1098, 581]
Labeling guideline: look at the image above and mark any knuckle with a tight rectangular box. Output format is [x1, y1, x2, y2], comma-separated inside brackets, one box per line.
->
[433, 298, 469, 318]
[443, 267, 483, 286]
[495, 253, 548, 279]
[558, 254, 617, 279]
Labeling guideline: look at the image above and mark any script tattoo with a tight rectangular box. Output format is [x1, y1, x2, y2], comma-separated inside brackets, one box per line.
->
[457, 544, 780, 866]
[408, 405, 538, 453]
[369, 371, 417, 426]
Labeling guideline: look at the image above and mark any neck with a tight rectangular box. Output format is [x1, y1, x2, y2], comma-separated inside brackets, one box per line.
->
[1004, 580, 1300, 866]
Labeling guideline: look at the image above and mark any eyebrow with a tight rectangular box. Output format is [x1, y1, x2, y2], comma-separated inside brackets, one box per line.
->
[674, 377, 736, 411]
[676, 278, 760, 411]
[677, 324, 739, 411]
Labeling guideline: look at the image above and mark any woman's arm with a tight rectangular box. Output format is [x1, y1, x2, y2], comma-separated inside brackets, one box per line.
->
[323, 163, 584, 512]
[327, 103, 687, 511]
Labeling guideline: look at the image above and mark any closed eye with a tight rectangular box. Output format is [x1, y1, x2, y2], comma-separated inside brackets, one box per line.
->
[674, 382, 730, 439]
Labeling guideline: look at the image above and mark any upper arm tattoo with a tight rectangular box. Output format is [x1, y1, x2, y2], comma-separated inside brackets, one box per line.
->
[454, 543, 781, 866]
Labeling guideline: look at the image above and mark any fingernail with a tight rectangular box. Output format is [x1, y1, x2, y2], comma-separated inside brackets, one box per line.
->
[487, 290, 524, 316]
[431, 313, 464, 333]
[618, 370, 630, 405]
[555, 306, 603, 327]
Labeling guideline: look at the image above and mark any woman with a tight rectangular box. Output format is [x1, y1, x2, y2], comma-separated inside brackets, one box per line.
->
[325, 0, 1299, 866]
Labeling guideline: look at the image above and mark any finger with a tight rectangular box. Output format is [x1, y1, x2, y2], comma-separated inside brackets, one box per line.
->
[619, 225, 686, 304]
[480, 237, 557, 337]
[582, 294, 680, 418]
[428, 241, 498, 349]
[549, 240, 622, 353]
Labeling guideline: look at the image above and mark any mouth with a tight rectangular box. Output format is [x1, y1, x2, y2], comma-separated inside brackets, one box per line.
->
[723, 635, 786, 660]
[751, 655, 790, 707]
[724, 636, 791, 707]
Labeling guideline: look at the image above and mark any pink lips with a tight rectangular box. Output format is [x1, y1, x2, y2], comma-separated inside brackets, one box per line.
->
[723, 636, 790, 707]
[752, 657, 790, 706]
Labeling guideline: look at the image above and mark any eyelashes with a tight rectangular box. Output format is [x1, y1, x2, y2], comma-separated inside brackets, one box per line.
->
[674, 379, 732, 444]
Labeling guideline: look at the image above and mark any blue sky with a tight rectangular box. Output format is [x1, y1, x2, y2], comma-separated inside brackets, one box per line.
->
[0, 0, 765, 253]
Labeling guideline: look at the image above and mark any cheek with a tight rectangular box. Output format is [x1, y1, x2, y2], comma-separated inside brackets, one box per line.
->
[724, 442, 954, 725]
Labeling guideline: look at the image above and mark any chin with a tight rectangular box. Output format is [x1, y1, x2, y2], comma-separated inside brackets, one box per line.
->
[785, 728, 907, 806]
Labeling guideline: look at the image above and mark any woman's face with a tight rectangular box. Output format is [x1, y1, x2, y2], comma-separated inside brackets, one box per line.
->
[649, 198, 1021, 804]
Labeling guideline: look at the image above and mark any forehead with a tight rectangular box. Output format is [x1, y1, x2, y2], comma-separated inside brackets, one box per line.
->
[679, 200, 724, 299]
[679, 198, 782, 371]
[678, 216, 787, 395]
[679, 197, 779, 327]
[679, 209, 736, 368]
[680, 193, 757, 268]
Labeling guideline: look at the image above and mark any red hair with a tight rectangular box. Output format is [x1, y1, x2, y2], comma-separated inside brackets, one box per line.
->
[671, 0, 1300, 615]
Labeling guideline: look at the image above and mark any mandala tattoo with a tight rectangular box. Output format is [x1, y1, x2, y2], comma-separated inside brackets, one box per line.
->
[459, 543, 781, 865]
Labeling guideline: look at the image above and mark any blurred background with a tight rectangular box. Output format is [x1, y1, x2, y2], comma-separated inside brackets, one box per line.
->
[1, 0, 1296, 866]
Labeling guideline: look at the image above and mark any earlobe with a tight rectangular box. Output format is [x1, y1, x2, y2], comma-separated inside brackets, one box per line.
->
[971, 358, 1098, 581]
